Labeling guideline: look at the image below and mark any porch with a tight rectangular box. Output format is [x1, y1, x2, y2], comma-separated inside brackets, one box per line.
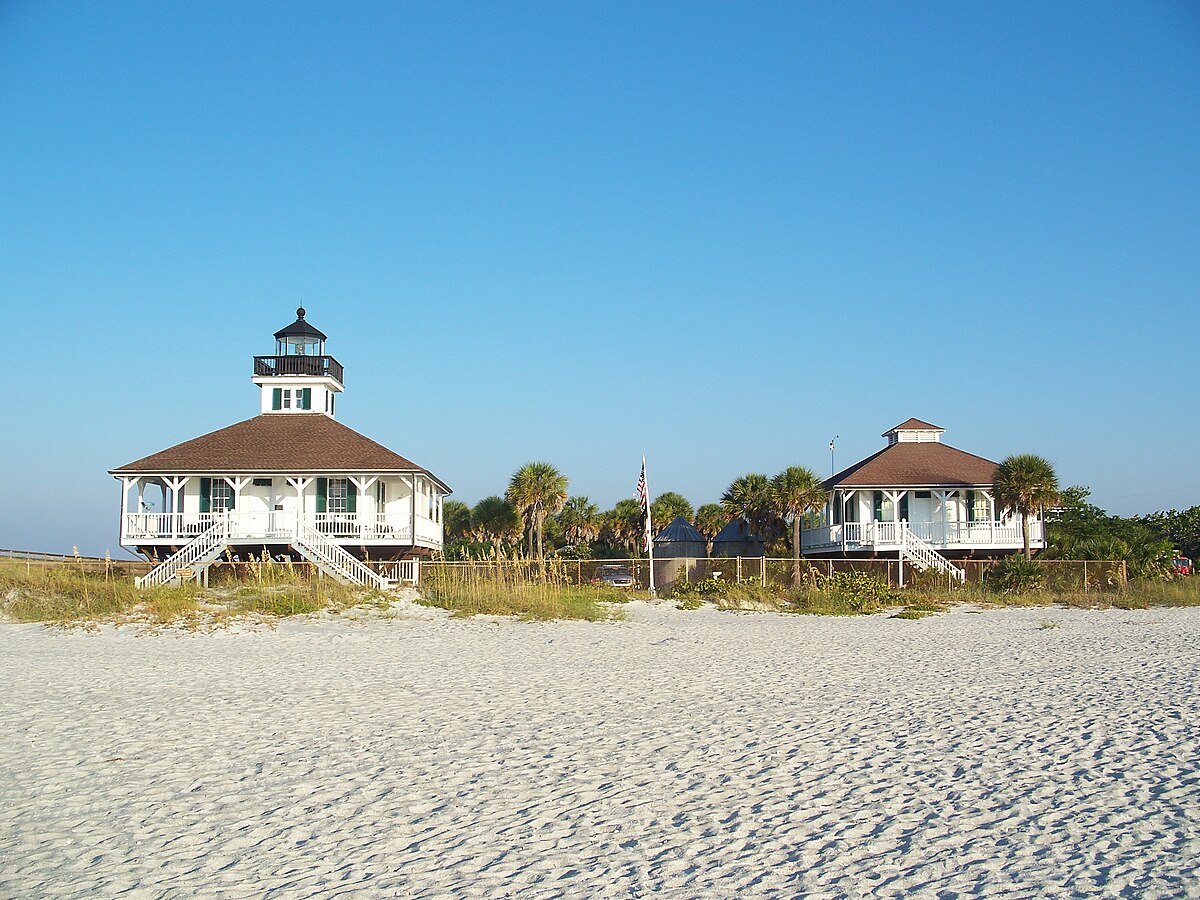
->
[802, 519, 1044, 554]
[122, 511, 443, 549]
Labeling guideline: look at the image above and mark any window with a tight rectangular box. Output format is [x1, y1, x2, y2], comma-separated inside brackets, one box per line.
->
[252, 478, 272, 487]
[967, 490, 991, 523]
[915, 491, 931, 499]
[211, 480, 233, 512]
[328, 478, 349, 513]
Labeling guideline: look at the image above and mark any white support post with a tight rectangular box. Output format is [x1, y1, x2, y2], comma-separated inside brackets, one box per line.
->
[163, 476, 188, 542]
[939, 489, 949, 545]
[288, 477, 314, 536]
[121, 477, 137, 542]
[410, 475, 418, 545]
[350, 476, 378, 536]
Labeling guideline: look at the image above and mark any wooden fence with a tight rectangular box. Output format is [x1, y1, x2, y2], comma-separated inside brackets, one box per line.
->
[0, 548, 154, 578]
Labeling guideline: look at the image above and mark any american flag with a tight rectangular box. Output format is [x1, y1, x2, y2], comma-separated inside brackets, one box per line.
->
[636, 456, 651, 552]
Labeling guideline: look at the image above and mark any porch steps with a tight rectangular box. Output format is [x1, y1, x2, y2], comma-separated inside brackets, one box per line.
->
[292, 522, 389, 591]
[135, 521, 229, 588]
[899, 526, 966, 583]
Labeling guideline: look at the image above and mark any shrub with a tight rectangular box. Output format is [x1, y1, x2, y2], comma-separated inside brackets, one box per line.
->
[987, 556, 1045, 594]
[819, 571, 894, 608]
[668, 576, 728, 599]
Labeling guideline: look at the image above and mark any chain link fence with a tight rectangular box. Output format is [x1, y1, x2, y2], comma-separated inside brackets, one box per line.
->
[423, 557, 1128, 593]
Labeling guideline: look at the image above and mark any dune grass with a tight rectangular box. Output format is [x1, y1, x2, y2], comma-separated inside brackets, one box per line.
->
[419, 563, 627, 621]
[0, 557, 390, 626]
[0, 558, 204, 624]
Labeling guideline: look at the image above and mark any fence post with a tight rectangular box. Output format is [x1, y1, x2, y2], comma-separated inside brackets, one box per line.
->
[1083, 560, 1088, 594]
[736, 557, 742, 584]
[761, 556, 766, 587]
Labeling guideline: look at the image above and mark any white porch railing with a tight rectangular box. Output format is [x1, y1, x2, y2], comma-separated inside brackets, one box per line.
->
[123, 512, 441, 548]
[802, 519, 1042, 551]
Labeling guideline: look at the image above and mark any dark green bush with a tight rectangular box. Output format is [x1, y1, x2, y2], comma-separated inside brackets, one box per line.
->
[987, 556, 1045, 594]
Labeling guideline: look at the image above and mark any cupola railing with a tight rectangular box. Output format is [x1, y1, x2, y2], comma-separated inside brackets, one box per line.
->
[253, 355, 344, 382]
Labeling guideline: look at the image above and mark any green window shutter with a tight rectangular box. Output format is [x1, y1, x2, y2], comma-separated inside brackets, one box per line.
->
[227, 483, 236, 510]
[899, 494, 909, 522]
[873, 491, 883, 521]
[200, 478, 211, 514]
[272, 388, 282, 411]
[966, 490, 976, 523]
[316, 478, 327, 514]
[347, 482, 356, 514]
[301, 388, 311, 410]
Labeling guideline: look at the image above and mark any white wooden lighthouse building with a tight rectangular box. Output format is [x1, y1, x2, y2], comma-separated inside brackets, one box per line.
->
[111, 309, 450, 588]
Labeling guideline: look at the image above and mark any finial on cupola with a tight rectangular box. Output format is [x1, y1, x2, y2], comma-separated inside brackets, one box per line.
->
[297, 306, 306, 319]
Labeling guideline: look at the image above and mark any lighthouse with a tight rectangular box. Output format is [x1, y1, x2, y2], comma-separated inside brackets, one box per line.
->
[110, 309, 450, 588]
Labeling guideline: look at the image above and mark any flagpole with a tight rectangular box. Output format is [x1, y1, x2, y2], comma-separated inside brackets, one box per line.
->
[644, 454, 656, 598]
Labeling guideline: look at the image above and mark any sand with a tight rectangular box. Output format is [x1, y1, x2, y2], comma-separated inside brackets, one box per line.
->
[2, 602, 1199, 899]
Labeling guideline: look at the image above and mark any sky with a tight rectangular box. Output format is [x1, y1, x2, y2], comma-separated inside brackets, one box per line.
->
[1, 1, 1198, 557]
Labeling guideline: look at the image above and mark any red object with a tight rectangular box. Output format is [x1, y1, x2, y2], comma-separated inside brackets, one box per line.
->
[1171, 556, 1193, 576]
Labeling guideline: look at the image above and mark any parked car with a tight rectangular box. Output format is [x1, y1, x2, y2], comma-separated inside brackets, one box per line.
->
[594, 564, 635, 589]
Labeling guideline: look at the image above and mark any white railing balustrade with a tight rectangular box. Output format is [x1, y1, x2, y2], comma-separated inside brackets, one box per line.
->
[802, 518, 1042, 550]
[123, 510, 440, 548]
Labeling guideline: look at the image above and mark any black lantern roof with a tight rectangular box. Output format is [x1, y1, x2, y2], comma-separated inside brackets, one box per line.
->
[274, 307, 327, 341]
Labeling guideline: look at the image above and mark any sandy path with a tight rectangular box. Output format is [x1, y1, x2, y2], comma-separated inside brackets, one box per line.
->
[2, 604, 1199, 898]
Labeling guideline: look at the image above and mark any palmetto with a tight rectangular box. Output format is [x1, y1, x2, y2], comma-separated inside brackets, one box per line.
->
[505, 462, 569, 559]
[993, 454, 1061, 560]
[771, 466, 827, 582]
[558, 496, 599, 548]
[470, 496, 521, 556]
[720, 473, 775, 536]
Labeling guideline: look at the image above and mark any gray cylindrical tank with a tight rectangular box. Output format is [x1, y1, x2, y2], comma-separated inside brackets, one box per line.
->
[710, 518, 766, 557]
[653, 515, 708, 558]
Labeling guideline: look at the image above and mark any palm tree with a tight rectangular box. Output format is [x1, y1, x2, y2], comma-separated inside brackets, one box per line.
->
[505, 462, 569, 558]
[993, 454, 1061, 560]
[721, 473, 775, 536]
[558, 495, 599, 548]
[693, 504, 726, 555]
[771, 466, 828, 583]
[601, 499, 645, 556]
[471, 496, 521, 556]
[651, 492, 693, 530]
[443, 500, 473, 543]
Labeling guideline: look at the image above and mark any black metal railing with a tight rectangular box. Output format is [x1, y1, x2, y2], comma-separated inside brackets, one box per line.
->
[253, 355, 344, 383]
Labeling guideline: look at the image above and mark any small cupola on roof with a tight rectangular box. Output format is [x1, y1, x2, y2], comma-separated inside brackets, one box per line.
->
[884, 418, 944, 446]
[252, 308, 345, 417]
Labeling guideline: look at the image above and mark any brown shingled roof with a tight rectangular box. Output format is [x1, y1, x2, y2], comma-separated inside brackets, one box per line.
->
[110, 415, 450, 491]
[885, 418, 943, 434]
[825, 441, 998, 489]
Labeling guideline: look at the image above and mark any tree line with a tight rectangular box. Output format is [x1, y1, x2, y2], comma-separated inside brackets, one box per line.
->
[441, 461, 827, 572]
[441, 455, 1197, 581]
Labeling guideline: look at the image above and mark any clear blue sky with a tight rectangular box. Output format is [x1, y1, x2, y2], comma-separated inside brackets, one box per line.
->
[2, 1, 1198, 556]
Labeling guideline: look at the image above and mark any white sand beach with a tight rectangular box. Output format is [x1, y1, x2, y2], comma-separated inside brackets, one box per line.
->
[2, 603, 1199, 899]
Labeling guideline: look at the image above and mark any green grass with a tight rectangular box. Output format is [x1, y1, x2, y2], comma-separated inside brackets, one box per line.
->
[419, 564, 626, 621]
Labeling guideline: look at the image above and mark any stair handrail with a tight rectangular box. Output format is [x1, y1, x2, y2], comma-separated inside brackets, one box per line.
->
[294, 521, 388, 590]
[900, 524, 965, 583]
[135, 516, 229, 588]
